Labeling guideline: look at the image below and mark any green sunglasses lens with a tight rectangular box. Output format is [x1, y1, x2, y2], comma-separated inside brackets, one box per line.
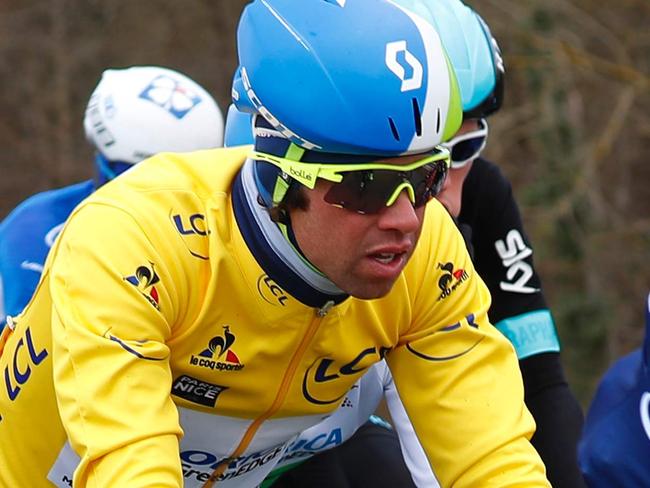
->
[323, 161, 448, 214]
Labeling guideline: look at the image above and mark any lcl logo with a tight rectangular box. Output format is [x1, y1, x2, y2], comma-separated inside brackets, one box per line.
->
[173, 213, 209, 236]
[257, 275, 288, 306]
[385, 40, 423, 92]
[302, 346, 391, 405]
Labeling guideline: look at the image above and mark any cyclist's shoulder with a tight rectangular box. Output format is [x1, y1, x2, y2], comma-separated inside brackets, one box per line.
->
[0, 181, 94, 251]
[91, 148, 246, 212]
[465, 157, 511, 195]
[460, 158, 517, 229]
[2, 180, 94, 225]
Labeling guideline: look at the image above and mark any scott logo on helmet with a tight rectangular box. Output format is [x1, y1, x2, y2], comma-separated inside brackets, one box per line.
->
[385, 40, 423, 92]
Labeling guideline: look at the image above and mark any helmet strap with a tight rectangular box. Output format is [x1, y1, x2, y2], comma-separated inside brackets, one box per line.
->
[270, 143, 307, 206]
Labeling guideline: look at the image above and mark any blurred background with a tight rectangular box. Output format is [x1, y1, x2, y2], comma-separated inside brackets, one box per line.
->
[0, 0, 648, 405]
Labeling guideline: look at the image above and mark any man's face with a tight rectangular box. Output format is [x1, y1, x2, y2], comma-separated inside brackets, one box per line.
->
[436, 119, 482, 218]
[289, 155, 427, 299]
[436, 159, 473, 218]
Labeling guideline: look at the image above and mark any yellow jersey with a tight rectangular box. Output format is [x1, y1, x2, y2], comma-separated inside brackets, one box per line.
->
[0, 147, 548, 487]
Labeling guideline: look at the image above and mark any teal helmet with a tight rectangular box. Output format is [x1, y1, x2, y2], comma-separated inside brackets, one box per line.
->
[393, 0, 504, 118]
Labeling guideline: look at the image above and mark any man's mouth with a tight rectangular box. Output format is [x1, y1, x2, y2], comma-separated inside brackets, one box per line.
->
[373, 252, 398, 264]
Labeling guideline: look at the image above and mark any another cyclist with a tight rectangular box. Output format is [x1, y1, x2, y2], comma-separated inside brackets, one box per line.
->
[0, 65, 224, 330]
[578, 291, 650, 486]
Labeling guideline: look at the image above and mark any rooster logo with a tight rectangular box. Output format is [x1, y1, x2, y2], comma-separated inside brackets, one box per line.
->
[124, 263, 160, 309]
[199, 326, 240, 364]
[437, 261, 469, 301]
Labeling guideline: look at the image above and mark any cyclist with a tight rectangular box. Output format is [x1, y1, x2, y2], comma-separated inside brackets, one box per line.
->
[0, 65, 224, 330]
[225, 1, 584, 485]
[578, 291, 650, 486]
[0, 1, 549, 486]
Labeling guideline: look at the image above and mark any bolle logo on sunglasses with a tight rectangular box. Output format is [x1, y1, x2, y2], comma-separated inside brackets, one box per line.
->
[288, 166, 313, 182]
[385, 40, 423, 92]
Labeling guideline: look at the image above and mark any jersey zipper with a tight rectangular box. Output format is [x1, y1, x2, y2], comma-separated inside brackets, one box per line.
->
[201, 305, 332, 487]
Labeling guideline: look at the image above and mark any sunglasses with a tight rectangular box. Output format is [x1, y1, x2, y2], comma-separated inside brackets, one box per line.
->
[441, 118, 488, 169]
[250, 146, 450, 215]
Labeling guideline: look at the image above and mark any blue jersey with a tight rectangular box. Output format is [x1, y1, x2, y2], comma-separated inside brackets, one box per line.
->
[578, 292, 650, 486]
[0, 180, 95, 326]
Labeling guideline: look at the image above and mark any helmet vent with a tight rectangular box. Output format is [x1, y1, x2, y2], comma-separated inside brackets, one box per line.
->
[412, 98, 422, 136]
[388, 117, 400, 141]
[436, 108, 441, 134]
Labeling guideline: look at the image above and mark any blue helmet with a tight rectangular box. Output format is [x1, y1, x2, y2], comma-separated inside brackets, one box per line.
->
[392, 0, 504, 118]
[233, 0, 462, 156]
[224, 103, 254, 147]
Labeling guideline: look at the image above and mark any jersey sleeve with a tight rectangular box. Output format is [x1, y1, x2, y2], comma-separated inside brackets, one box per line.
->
[460, 159, 559, 360]
[50, 202, 185, 486]
[387, 203, 550, 487]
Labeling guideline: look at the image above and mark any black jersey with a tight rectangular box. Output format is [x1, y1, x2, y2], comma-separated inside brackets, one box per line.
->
[459, 157, 586, 488]
[459, 157, 559, 359]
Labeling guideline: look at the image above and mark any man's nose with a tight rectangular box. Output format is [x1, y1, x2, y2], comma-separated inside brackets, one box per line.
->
[376, 190, 421, 234]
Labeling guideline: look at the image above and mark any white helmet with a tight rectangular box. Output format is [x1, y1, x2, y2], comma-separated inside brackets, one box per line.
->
[84, 66, 224, 164]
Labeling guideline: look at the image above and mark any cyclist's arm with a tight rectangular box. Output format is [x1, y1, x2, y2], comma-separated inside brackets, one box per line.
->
[462, 159, 584, 487]
[50, 203, 184, 486]
[388, 205, 550, 487]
